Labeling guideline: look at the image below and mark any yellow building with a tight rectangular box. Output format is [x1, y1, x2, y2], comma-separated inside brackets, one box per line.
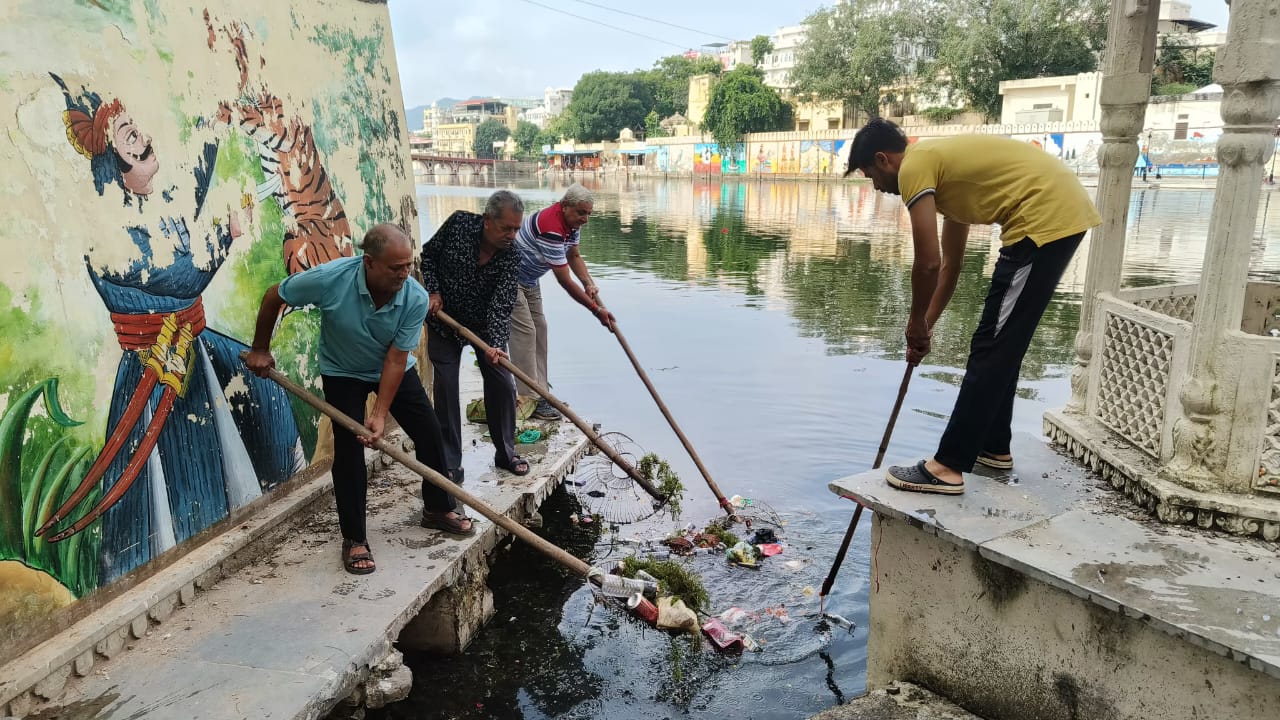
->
[435, 123, 477, 158]
[687, 74, 715, 127]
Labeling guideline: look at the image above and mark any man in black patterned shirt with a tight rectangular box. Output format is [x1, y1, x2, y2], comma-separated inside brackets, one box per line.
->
[420, 190, 528, 493]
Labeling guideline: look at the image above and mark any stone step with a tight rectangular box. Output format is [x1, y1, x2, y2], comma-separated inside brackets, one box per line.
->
[809, 682, 985, 720]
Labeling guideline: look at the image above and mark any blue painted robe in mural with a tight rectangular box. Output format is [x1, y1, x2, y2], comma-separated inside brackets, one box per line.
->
[88, 142, 303, 582]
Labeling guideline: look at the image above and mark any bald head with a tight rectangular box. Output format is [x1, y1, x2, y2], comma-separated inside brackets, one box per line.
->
[361, 224, 414, 298]
[361, 223, 413, 259]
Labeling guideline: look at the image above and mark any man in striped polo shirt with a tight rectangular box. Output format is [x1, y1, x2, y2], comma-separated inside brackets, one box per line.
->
[848, 118, 1100, 495]
[510, 184, 616, 420]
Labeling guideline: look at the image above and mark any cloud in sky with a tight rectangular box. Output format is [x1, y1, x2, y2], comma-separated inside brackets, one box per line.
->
[388, 0, 1234, 107]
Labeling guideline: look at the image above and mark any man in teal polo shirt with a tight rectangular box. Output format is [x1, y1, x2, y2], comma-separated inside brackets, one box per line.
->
[245, 224, 467, 575]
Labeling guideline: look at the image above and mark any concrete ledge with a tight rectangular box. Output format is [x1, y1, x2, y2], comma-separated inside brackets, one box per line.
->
[828, 432, 1280, 683]
[5, 351, 593, 719]
[11, 422, 588, 719]
[1045, 409, 1280, 541]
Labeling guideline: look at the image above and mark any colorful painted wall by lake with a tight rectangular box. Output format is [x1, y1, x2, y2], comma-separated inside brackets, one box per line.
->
[0, 0, 414, 656]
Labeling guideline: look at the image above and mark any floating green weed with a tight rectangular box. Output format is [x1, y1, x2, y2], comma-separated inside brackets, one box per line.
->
[639, 452, 684, 519]
[620, 555, 709, 612]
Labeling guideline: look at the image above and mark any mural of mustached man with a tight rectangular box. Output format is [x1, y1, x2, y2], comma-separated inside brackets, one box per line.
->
[38, 74, 306, 582]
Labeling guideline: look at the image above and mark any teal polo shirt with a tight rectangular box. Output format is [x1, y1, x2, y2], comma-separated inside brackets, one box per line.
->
[278, 256, 428, 382]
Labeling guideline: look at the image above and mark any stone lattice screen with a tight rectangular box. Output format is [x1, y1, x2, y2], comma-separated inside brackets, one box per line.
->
[1133, 293, 1197, 323]
[1259, 355, 1280, 491]
[1095, 311, 1176, 457]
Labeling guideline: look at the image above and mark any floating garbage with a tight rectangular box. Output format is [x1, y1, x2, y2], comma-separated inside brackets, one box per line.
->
[820, 613, 856, 633]
[756, 543, 784, 557]
[719, 607, 751, 626]
[656, 597, 699, 632]
[627, 593, 660, 625]
[701, 618, 745, 652]
[726, 541, 759, 569]
[749, 528, 777, 544]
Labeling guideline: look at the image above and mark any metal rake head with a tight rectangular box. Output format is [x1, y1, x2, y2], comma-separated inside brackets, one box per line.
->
[569, 431, 666, 524]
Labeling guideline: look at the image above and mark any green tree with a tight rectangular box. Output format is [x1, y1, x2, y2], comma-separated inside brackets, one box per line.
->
[932, 0, 1108, 119]
[644, 110, 667, 139]
[702, 66, 793, 147]
[750, 34, 774, 67]
[644, 55, 723, 119]
[512, 120, 541, 160]
[791, 0, 917, 125]
[473, 118, 510, 159]
[1153, 34, 1215, 95]
[566, 71, 654, 142]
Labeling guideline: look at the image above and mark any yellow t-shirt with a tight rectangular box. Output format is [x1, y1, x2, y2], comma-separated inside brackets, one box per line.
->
[897, 136, 1101, 246]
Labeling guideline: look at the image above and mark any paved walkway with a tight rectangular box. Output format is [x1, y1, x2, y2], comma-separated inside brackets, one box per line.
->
[18, 361, 588, 720]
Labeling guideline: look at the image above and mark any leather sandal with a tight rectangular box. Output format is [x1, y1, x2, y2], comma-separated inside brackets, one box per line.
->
[342, 539, 375, 575]
[499, 454, 530, 476]
[421, 511, 476, 536]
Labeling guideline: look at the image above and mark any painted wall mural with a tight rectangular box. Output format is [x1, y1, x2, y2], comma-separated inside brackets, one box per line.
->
[0, 0, 414, 657]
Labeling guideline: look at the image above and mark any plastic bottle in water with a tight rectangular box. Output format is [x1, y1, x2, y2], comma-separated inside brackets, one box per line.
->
[598, 574, 655, 598]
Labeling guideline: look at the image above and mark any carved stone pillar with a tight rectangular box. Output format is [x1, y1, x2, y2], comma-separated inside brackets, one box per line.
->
[1066, 0, 1161, 413]
[1163, 0, 1280, 490]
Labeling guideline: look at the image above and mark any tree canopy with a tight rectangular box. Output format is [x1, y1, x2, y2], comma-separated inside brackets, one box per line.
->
[790, 0, 918, 124]
[472, 118, 510, 159]
[511, 120, 541, 160]
[702, 66, 793, 147]
[564, 71, 654, 142]
[931, 0, 1108, 118]
[791, 0, 1107, 121]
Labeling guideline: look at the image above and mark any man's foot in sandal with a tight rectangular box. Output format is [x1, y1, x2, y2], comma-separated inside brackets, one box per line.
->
[499, 454, 530, 476]
[886, 460, 965, 495]
[975, 451, 1013, 470]
[421, 511, 476, 536]
[342, 539, 376, 575]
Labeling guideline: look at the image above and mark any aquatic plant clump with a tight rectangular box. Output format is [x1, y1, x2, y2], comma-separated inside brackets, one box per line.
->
[638, 452, 684, 519]
[620, 555, 710, 612]
[700, 519, 739, 548]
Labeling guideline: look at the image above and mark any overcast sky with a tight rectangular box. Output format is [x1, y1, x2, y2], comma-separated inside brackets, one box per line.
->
[388, 0, 1234, 107]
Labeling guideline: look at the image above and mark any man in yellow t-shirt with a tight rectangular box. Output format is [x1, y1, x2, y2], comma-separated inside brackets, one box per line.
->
[847, 119, 1100, 495]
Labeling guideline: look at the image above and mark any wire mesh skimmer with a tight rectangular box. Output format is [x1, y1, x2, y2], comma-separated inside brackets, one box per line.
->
[569, 431, 667, 524]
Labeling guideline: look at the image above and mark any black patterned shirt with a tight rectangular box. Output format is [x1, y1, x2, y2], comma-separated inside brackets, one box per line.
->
[419, 210, 519, 348]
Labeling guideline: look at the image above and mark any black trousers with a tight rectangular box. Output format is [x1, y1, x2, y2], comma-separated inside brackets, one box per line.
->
[934, 233, 1084, 473]
[322, 370, 453, 544]
[426, 325, 517, 472]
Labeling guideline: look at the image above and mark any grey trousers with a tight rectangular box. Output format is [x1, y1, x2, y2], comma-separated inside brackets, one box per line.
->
[509, 283, 549, 397]
[427, 325, 518, 473]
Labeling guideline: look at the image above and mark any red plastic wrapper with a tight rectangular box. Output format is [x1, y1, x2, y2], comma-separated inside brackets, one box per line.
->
[701, 617, 745, 652]
[627, 593, 659, 625]
[756, 543, 784, 557]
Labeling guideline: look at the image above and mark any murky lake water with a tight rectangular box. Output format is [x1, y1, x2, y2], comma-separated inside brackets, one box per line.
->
[371, 177, 1280, 720]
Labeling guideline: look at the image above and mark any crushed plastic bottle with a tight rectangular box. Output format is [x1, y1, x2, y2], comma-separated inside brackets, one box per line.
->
[599, 574, 656, 598]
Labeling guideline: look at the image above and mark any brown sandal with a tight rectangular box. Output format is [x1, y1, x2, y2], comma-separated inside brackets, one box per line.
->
[342, 539, 376, 575]
[420, 511, 476, 537]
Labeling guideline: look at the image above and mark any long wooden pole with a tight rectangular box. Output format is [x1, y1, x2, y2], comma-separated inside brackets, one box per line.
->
[819, 362, 915, 612]
[597, 295, 732, 516]
[433, 311, 665, 503]
[242, 353, 595, 579]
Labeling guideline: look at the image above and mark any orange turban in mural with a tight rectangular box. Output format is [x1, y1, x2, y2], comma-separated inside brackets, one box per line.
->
[63, 99, 123, 159]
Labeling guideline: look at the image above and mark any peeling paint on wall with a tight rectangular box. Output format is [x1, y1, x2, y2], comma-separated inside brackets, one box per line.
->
[0, 0, 414, 658]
